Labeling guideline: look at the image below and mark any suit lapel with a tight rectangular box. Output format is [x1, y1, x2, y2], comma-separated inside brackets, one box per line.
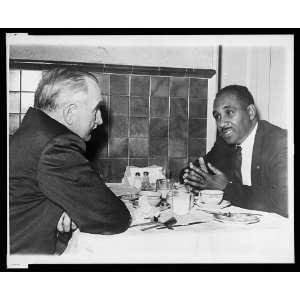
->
[251, 121, 264, 183]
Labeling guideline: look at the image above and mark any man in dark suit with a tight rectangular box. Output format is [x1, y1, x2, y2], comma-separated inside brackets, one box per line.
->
[9, 68, 131, 254]
[182, 85, 288, 217]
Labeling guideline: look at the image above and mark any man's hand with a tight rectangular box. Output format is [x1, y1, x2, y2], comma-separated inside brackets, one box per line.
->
[57, 212, 77, 233]
[183, 162, 229, 191]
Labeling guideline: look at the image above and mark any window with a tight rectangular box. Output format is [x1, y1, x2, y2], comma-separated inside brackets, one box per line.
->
[8, 69, 42, 135]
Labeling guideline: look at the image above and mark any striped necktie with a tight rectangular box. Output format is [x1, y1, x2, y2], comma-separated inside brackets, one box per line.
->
[233, 145, 242, 184]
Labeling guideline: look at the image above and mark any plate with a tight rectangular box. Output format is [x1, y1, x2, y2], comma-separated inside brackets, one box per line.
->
[106, 183, 139, 197]
[213, 212, 260, 224]
[120, 193, 139, 201]
[195, 199, 231, 210]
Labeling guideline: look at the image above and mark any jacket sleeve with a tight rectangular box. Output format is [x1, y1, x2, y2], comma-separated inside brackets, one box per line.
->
[37, 133, 132, 234]
[223, 134, 288, 217]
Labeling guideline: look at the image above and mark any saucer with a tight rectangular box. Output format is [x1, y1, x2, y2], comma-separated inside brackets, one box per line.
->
[213, 212, 260, 224]
[195, 199, 231, 210]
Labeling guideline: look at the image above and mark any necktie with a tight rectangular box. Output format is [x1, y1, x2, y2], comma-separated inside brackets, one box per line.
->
[233, 145, 242, 184]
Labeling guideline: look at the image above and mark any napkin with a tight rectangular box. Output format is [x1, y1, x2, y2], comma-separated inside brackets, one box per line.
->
[105, 182, 139, 196]
[128, 195, 161, 225]
[122, 165, 165, 187]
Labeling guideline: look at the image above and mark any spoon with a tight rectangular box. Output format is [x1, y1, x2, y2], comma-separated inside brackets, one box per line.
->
[141, 217, 177, 231]
[156, 221, 207, 229]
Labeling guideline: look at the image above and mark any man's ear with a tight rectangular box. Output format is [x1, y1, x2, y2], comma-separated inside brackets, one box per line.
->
[247, 104, 256, 121]
[62, 103, 77, 125]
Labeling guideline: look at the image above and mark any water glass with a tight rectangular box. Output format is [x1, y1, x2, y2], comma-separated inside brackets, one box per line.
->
[171, 190, 193, 216]
[156, 179, 172, 200]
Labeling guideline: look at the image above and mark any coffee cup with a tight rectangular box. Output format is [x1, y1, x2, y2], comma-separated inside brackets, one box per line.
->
[140, 191, 162, 207]
[198, 190, 224, 205]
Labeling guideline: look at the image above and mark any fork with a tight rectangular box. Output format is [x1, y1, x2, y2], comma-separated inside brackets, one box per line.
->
[141, 217, 177, 231]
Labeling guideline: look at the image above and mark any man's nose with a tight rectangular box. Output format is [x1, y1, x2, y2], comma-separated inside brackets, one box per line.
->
[96, 110, 103, 126]
[217, 116, 229, 128]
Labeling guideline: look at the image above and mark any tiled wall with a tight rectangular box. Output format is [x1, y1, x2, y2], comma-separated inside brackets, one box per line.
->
[9, 64, 212, 182]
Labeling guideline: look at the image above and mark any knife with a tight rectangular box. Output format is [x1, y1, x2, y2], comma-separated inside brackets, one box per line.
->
[196, 208, 263, 217]
[141, 217, 177, 231]
[156, 221, 206, 229]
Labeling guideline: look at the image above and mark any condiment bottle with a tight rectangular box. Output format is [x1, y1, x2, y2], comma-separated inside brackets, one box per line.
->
[141, 171, 151, 191]
[133, 172, 142, 190]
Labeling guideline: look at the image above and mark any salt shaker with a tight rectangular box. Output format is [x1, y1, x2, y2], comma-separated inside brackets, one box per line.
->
[133, 172, 142, 190]
[141, 171, 151, 190]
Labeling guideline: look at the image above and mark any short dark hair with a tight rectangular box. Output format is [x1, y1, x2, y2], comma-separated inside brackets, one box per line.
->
[215, 85, 255, 107]
[34, 68, 98, 111]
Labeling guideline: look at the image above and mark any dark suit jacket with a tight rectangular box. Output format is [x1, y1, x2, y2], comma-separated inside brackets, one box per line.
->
[185, 120, 288, 217]
[9, 107, 131, 254]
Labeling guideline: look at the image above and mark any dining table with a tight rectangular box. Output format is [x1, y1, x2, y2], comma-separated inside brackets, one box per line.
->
[60, 183, 294, 264]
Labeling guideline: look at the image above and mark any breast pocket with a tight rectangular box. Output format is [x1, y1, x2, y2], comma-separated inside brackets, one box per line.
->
[252, 164, 262, 185]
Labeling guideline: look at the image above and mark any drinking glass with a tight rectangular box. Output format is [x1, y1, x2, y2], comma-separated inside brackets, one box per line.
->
[156, 179, 172, 200]
[171, 190, 193, 216]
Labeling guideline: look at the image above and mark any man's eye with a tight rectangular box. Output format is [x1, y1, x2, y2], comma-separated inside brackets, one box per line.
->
[226, 110, 234, 116]
[214, 114, 220, 120]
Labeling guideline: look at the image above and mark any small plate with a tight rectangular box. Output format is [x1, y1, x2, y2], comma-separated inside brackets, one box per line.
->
[213, 212, 260, 224]
[120, 193, 139, 201]
[195, 199, 231, 210]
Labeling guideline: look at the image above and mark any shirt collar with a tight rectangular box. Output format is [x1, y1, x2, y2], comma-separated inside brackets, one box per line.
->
[240, 122, 258, 150]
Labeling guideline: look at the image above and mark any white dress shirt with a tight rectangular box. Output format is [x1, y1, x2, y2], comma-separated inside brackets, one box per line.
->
[240, 122, 258, 186]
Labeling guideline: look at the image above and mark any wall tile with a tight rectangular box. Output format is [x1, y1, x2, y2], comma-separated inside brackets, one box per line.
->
[10, 69, 20, 91]
[129, 117, 149, 137]
[170, 98, 188, 119]
[9, 92, 20, 113]
[189, 99, 207, 118]
[97, 144, 108, 158]
[129, 138, 148, 157]
[11, 67, 211, 182]
[150, 97, 169, 118]
[9, 114, 20, 135]
[110, 74, 129, 95]
[149, 136, 168, 157]
[130, 96, 149, 117]
[21, 92, 34, 113]
[93, 73, 110, 95]
[110, 115, 128, 137]
[169, 138, 187, 158]
[110, 158, 128, 178]
[110, 96, 129, 115]
[188, 138, 206, 158]
[96, 158, 111, 178]
[169, 117, 187, 139]
[109, 138, 128, 157]
[168, 158, 188, 180]
[149, 157, 168, 171]
[131, 75, 150, 96]
[189, 118, 207, 138]
[170, 77, 188, 97]
[129, 158, 149, 167]
[105, 177, 123, 183]
[149, 118, 168, 137]
[21, 70, 43, 92]
[190, 78, 208, 98]
[151, 77, 169, 97]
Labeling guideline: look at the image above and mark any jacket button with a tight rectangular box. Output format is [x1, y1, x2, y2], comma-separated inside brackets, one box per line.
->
[256, 165, 260, 169]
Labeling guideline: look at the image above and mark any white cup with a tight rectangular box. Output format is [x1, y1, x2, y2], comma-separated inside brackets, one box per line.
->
[198, 190, 224, 205]
[171, 190, 192, 216]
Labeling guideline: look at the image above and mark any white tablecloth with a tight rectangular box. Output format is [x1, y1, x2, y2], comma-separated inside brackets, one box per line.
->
[62, 205, 294, 263]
